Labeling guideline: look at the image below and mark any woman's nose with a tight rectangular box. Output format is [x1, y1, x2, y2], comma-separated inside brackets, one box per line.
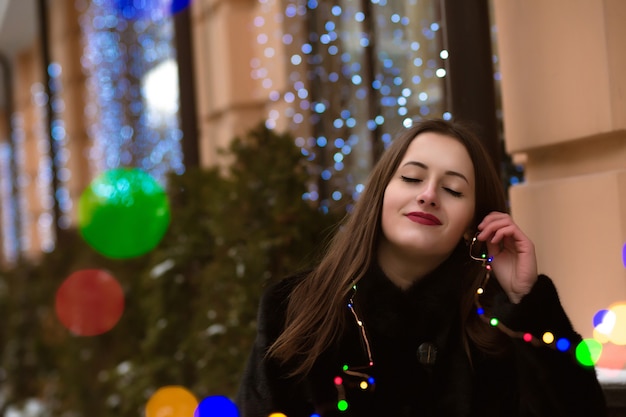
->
[417, 184, 438, 207]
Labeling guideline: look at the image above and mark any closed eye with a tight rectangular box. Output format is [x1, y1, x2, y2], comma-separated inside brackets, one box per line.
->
[401, 176, 463, 197]
[444, 188, 463, 198]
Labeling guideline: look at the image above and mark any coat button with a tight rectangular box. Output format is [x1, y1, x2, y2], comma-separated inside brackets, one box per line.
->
[417, 342, 437, 365]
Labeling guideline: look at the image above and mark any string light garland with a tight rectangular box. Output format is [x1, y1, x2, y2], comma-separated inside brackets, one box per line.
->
[332, 235, 600, 411]
[333, 284, 376, 411]
[470, 234, 599, 366]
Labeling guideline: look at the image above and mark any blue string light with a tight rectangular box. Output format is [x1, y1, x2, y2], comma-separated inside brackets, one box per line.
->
[252, 0, 448, 210]
[80, 0, 184, 185]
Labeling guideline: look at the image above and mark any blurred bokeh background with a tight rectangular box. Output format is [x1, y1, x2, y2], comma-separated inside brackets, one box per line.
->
[0, 0, 624, 416]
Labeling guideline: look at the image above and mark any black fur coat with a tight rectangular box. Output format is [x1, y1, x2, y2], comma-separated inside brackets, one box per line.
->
[236, 261, 607, 416]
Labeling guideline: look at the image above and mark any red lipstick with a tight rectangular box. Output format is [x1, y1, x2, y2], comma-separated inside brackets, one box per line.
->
[406, 212, 442, 226]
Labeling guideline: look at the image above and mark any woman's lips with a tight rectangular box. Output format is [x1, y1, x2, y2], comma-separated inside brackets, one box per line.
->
[406, 212, 442, 226]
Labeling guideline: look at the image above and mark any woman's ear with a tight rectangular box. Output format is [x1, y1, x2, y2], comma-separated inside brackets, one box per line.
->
[463, 230, 474, 246]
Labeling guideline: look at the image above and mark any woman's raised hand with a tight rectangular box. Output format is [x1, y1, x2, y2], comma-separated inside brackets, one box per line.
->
[476, 212, 538, 304]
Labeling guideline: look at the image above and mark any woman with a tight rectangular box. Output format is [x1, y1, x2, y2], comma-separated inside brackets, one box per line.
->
[236, 119, 607, 416]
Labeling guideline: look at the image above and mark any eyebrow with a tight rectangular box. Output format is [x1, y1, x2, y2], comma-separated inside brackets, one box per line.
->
[401, 161, 470, 184]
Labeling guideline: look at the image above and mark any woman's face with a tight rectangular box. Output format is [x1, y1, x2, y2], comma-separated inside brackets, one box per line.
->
[379, 132, 476, 264]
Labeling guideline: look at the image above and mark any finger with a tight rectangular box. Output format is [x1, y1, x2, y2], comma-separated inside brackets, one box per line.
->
[477, 211, 510, 230]
[477, 218, 517, 242]
[489, 224, 524, 245]
[490, 227, 535, 258]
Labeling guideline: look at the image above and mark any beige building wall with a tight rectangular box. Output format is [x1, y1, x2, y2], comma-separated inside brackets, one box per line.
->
[13, 44, 46, 259]
[493, 0, 626, 340]
[0, 110, 6, 140]
[48, 0, 92, 226]
[190, 0, 311, 167]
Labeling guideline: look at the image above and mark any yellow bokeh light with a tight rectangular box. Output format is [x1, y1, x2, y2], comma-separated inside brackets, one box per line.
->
[359, 380, 368, 390]
[269, 414, 287, 417]
[593, 328, 611, 344]
[542, 332, 555, 344]
[145, 386, 198, 417]
[607, 303, 626, 345]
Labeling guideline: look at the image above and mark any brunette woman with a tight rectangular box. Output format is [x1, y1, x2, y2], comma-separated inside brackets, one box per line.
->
[236, 119, 607, 416]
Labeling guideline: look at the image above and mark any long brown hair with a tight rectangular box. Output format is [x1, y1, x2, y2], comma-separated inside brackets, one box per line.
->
[267, 118, 508, 376]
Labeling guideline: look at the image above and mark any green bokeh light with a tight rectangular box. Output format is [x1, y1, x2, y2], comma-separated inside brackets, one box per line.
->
[337, 399, 349, 412]
[78, 168, 171, 259]
[575, 339, 603, 367]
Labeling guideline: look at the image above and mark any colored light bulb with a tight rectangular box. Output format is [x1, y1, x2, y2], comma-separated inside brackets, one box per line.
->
[542, 332, 555, 344]
[575, 339, 603, 367]
[337, 399, 349, 411]
[556, 338, 571, 352]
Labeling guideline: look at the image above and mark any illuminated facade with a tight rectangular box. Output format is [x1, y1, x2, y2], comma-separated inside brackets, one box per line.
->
[0, 0, 624, 351]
